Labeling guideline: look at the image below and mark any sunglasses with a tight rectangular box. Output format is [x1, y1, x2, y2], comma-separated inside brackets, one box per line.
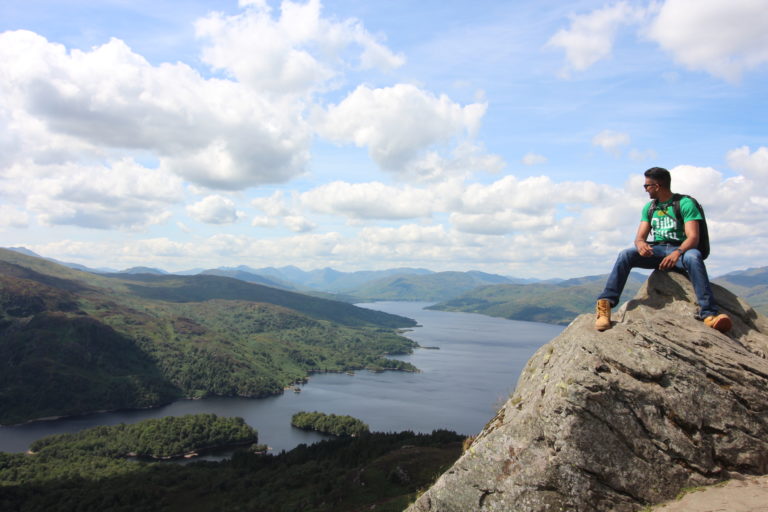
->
[643, 183, 658, 190]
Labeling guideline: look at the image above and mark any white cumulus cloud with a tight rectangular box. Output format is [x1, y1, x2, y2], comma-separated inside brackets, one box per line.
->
[647, 0, 768, 82]
[315, 84, 488, 178]
[187, 195, 244, 224]
[399, 142, 505, 183]
[251, 191, 296, 217]
[450, 210, 555, 235]
[549, 0, 768, 81]
[668, 164, 768, 244]
[459, 175, 560, 214]
[359, 224, 449, 245]
[547, 2, 647, 75]
[251, 190, 315, 232]
[196, 0, 404, 97]
[726, 146, 768, 184]
[14, 159, 183, 230]
[0, 30, 311, 191]
[284, 215, 317, 233]
[301, 181, 434, 219]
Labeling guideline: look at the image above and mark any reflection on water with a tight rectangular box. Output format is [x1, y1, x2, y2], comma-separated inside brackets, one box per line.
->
[0, 302, 563, 454]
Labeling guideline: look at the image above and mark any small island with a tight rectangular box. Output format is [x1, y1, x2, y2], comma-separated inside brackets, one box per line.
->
[28, 413, 259, 460]
[291, 411, 370, 437]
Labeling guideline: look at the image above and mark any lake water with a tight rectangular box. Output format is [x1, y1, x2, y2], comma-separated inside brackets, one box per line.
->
[0, 302, 563, 455]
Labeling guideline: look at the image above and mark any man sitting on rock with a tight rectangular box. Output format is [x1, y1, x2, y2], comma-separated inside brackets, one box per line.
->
[595, 167, 731, 332]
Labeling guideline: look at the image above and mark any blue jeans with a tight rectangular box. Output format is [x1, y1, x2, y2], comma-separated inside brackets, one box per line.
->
[598, 244, 718, 318]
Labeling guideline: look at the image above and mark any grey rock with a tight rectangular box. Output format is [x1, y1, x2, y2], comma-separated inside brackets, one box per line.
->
[406, 270, 768, 512]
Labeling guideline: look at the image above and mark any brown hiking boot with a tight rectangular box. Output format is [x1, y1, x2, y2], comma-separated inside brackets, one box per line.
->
[704, 313, 732, 333]
[595, 299, 612, 331]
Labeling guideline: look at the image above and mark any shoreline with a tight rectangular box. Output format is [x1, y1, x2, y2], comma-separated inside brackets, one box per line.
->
[125, 439, 259, 461]
[1, 362, 421, 428]
[1, 403, 175, 428]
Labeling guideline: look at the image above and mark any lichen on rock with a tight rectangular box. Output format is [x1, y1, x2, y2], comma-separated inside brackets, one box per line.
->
[407, 270, 768, 512]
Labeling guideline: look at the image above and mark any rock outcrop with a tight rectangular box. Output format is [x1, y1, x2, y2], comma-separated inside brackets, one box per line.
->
[407, 270, 768, 512]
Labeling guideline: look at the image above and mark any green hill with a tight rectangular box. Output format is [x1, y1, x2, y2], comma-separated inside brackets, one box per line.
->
[429, 273, 646, 325]
[105, 272, 412, 328]
[0, 249, 417, 425]
[346, 271, 514, 301]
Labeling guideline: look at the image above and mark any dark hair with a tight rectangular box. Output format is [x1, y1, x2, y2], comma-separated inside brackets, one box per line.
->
[644, 167, 671, 189]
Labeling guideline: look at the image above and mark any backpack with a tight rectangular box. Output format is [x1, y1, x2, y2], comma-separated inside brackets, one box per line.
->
[648, 193, 710, 259]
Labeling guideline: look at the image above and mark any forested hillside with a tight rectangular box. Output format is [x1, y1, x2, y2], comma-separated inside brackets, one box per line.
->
[0, 249, 417, 425]
[0, 414, 463, 512]
[103, 272, 412, 327]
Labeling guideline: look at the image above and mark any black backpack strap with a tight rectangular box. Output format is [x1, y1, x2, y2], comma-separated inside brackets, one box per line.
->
[646, 199, 659, 244]
[670, 193, 683, 225]
[647, 199, 659, 220]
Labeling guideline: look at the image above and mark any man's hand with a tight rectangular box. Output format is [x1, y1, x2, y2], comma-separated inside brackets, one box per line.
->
[659, 250, 680, 270]
[635, 240, 654, 257]
[634, 221, 653, 257]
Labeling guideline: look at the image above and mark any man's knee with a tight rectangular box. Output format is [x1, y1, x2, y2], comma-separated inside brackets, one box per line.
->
[617, 247, 639, 263]
[681, 249, 703, 265]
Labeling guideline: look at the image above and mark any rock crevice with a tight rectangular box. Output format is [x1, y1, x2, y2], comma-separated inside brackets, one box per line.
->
[407, 271, 768, 512]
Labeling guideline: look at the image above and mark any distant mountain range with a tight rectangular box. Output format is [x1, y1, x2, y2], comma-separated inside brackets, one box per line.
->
[198, 268, 294, 289]
[3, 247, 549, 298]
[244, 265, 437, 292]
[5, 246, 766, 319]
[346, 270, 526, 301]
[713, 267, 768, 315]
[428, 273, 648, 325]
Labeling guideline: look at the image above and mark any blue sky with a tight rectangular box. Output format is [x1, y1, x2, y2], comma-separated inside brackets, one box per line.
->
[1, 0, 767, 278]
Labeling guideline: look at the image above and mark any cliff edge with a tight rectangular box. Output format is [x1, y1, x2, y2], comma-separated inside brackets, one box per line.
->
[407, 270, 768, 512]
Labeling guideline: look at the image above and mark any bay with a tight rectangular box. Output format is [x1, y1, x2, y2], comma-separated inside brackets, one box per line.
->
[0, 302, 563, 455]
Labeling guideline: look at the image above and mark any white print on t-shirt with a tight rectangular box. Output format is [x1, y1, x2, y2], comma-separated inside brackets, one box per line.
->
[651, 211, 681, 241]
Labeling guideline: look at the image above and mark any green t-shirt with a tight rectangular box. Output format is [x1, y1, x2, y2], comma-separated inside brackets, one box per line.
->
[641, 196, 702, 243]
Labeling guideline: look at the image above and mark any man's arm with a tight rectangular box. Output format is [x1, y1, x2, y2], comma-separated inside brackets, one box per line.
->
[659, 220, 700, 269]
[634, 221, 653, 257]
